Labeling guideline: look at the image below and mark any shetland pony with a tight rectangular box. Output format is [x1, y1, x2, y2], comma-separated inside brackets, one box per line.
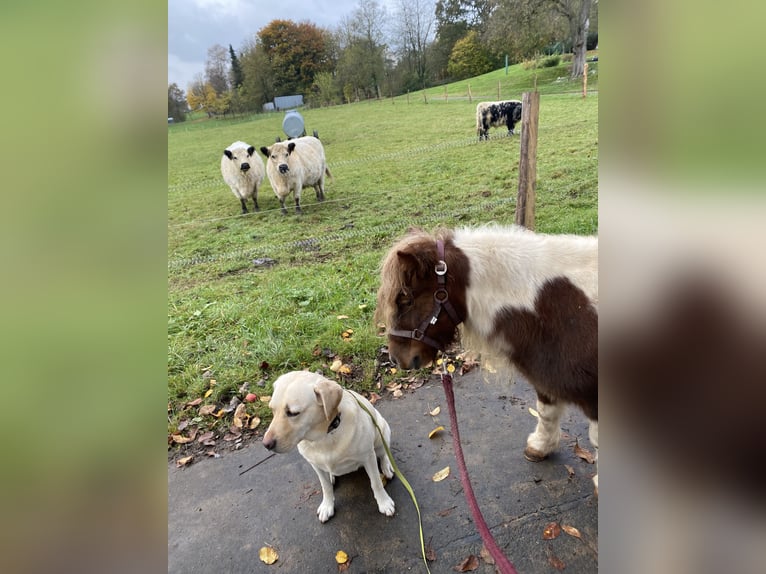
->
[376, 225, 598, 489]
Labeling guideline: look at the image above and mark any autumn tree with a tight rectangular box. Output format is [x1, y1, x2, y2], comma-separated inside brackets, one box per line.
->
[167, 83, 187, 122]
[447, 30, 492, 80]
[257, 20, 333, 96]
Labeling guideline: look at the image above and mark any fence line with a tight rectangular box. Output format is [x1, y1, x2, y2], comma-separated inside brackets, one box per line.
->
[168, 196, 517, 271]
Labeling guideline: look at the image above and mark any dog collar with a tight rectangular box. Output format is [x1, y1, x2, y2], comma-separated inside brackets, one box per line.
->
[327, 412, 341, 433]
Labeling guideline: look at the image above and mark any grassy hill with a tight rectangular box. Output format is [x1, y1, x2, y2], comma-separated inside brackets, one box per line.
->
[167, 57, 598, 441]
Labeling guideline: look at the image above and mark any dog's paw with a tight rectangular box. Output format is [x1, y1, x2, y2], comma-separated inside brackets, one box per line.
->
[377, 495, 395, 517]
[317, 502, 335, 523]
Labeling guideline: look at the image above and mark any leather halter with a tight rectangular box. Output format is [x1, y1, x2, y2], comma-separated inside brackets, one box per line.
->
[387, 239, 463, 351]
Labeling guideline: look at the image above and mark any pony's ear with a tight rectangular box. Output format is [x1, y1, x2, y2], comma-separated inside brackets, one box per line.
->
[396, 249, 426, 281]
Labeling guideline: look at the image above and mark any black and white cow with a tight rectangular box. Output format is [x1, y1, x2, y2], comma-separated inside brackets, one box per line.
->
[476, 100, 523, 141]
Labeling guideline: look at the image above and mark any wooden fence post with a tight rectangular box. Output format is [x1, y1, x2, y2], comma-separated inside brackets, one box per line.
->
[583, 61, 589, 98]
[515, 91, 540, 230]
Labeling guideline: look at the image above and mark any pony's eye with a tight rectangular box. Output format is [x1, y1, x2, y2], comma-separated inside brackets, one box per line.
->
[286, 408, 299, 417]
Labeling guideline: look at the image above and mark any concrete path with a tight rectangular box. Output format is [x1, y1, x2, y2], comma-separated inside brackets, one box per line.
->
[169, 369, 598, 573]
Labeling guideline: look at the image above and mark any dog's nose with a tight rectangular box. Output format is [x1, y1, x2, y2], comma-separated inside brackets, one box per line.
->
[240, 162, 250, 172]
[278, 164, 289, 174]
[263, 437, 276, 451]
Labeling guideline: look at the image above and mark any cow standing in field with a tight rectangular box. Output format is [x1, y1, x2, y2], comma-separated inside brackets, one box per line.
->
[476, 100, 523, 141]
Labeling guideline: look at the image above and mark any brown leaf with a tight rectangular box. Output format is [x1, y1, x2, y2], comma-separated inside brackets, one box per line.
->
[564, 464, 575, 478]
[197, 430, 215, 444]
[479, 544, 495, 565]
[171, 434, 193, 444]
[199, 404, 216, 416]
[548, 554, 566, 570]
[176, 455, 193, 467]
[453, 554, 479, 572]
[562, 524, 582, 539]
[574, 440, 596, 464]
[425, 541, 437, 562]
[542, 522, 561, 540]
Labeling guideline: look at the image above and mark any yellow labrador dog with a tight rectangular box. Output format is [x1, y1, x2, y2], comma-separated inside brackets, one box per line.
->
[263, 371, 395, 522]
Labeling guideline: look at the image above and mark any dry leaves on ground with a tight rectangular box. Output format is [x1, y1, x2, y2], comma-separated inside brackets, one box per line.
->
[542, 522, 561, 540]
[453, 554, 479, 572]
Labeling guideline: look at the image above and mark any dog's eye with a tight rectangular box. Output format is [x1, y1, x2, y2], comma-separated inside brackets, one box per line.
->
[286, 408, 299, 417]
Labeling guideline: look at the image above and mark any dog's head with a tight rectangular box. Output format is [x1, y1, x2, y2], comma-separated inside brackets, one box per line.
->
[262, 371, 343, 453]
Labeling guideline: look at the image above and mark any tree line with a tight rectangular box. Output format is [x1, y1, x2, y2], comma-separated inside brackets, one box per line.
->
[168, 0, 597, 121]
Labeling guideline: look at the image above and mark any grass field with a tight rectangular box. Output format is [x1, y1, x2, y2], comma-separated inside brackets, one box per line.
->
[168, 59, 598, 445]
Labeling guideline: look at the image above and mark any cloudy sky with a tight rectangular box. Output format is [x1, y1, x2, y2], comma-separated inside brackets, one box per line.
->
[168, 0, 397, 91]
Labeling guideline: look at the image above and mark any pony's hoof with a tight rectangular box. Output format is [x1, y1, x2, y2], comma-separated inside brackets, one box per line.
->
[523, 446, 548, 462]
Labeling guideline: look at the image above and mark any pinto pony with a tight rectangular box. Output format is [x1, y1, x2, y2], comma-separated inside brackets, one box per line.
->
[376, 225, 599, 489]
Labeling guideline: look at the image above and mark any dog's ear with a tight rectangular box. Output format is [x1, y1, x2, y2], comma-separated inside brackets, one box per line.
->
[314, 378, 343, 421]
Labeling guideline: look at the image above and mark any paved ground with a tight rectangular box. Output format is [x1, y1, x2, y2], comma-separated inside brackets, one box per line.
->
[168, 368, 598, 573]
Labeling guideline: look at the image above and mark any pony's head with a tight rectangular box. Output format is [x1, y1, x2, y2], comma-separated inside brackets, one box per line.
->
[375, 229, 469, 369]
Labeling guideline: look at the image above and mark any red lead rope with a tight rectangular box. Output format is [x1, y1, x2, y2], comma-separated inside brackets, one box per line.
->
[441, 372, 519, 574]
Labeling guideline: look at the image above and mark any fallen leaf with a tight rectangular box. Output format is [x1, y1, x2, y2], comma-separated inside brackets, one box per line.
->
[233, 403, 248, 428]
[171, 434, 193, 444]
[197, 430, 215, 444]
[335, 550, 348, 564]
[330, 359, 343, 372]
[432, 466, 450, 482]
[204, 389, 213, 399]
[479, 545, 495, 565]
[528, 407, 540, 418]
[176, 456, 193, 468]
[336, 315, 350, 320]
[562, 524, 582, 539]
[249, 416, 261, 430]
[542, 522, 561, 540]
[429, 406, 441, 416]
[453, 554, 479, 571]
[259, 546, 278, 565]
[548, 554, 566, 570]
[574, 440, 596, 464]
[564, 464, 575, 478]
[185, 397, 203, 408]
[199, 404, 216, 416]
[428, 426, 445, 439]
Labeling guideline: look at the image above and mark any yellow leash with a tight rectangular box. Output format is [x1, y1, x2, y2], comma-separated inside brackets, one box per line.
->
[347, 391, 432, 574]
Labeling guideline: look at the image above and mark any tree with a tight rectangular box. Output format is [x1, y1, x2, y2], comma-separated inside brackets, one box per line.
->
[392, 0, 437, 89]
[229, 44, 244, 89]
[550, 0, 592, 78]
[258, 20, 333, 96]
[447, 30, 492, 80]
[205, 44, 229, 94]
[167, 83, 187, 122]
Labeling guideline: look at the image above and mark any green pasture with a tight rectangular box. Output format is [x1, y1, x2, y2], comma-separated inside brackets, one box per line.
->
[168, 60, 598, 439]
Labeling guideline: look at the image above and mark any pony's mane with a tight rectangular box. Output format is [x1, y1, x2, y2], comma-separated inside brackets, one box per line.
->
[375, 228, 454, 328]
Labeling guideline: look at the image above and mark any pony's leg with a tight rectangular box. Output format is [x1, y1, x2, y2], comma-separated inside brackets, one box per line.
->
[524, 394, 564, 462]
[589, 419, 599, 495]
